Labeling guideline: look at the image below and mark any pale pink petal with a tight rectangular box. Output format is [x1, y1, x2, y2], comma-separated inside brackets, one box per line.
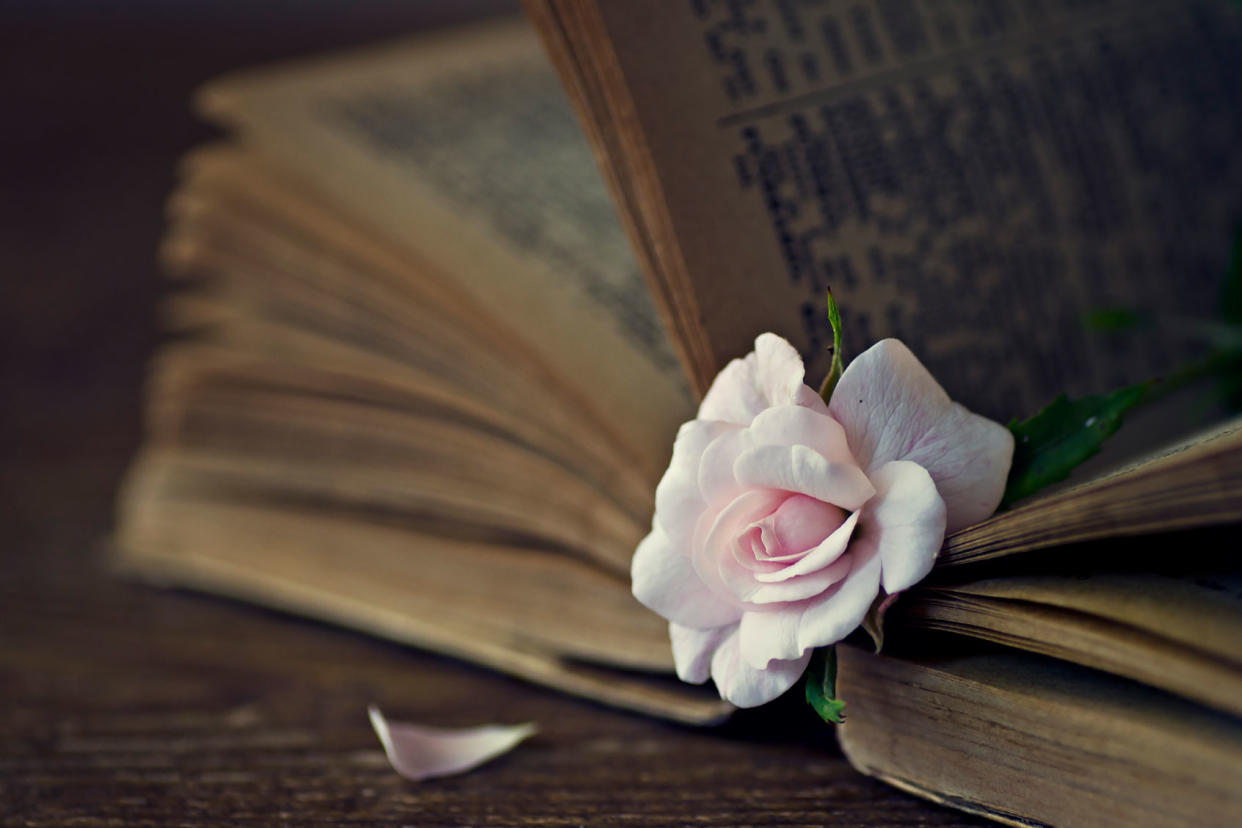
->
[730, 527, 786, 572]
[746, 555, 852, 604]
[698, 357, 767, 425]
[695, 488, 786, 593]
[829, 339, 1014, 532]
[754, 494, 847, 560]
[717, 538, 847, 605]
[753, 333, 810, 407]
[793, 383, 831, 413]
[737, 608, 804, 668]
[795, 536, 883, 652]
[670, 622, 731, 683]
[653, 420, 733, 545]
[632, 527, 739, 628]
[863, 460, 946, 594]
[715, 546, 766, 603]
[699, 335, 820, 425]
[753, 510, 859, 582]
[368, 705, 535, 781]
[733, 444, 875, 510]
[709, 629, 811, 707]
[696, 428, 751, 506]
[716, 539, 774, 601]
[746, 405, 857, 466]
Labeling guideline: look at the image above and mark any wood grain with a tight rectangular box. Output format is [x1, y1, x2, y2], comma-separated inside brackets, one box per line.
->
[0, 5, 986, 825]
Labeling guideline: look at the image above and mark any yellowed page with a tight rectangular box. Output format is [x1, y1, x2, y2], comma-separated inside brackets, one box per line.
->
[940, 417, 1242, 565]
[159, 154, 658, 512]
[115, 493, 731, 725]
[901, 586, 1242, 717]
[837, 646, 1242, 828]
[943, 571, 1242, 668]
[197, 19, 693, 471]
[546, 0, 1242, 420]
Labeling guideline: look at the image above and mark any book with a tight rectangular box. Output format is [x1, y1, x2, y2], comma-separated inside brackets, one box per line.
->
[116, 19, 727, 724]
[116, 4, 1242, 823]
[522, 1, 1242, 824]
[835, 640, 1242, 828]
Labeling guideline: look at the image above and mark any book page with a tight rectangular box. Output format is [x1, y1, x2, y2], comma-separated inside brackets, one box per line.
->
[197, 19, 693, 474]
[901, 582, 1242, 716]
[160, 149, 658, 515]
[553, 0, 1242, 419]
[115, 493, 732, 725]
[944, 571, 1242, 668]
[836, 645, 1242, 828]
[939, 416, 1242, 565]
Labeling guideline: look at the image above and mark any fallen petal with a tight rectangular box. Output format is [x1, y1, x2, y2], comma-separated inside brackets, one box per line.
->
[368, 705, 536, 782]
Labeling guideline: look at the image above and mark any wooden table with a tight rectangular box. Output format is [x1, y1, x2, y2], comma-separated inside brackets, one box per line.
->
[0, 4, 987, 825]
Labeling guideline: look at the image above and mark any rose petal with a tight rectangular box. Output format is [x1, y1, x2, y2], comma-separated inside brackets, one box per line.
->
[795, 534, 883, 652]
[746, 405, 857, 466]
[793, 383, 831, 412]
[696, 428, 751, 506]
[696, 488, 787, 594]
[752, 510, 859, 582]
[733, 444, 875, 510]
[699, 334, 823, 425]
[863, 460, 946, 594]
[368, 705, 535, 782]
[754, 333, 811, 408]
[670, 622, 731, 683]
[632, 527, 740, 628]
[709, 629, 811, 707]
[738, 608, 804, 668]
[698, 356, 768, 426]
[754, 494, 848, 560]
[829, 339, 1014, 532]
[718, 532, 850, 605]
[730, 527, 787, 573]
[654, 420, 734, 545]
[746, 554, 852, 604]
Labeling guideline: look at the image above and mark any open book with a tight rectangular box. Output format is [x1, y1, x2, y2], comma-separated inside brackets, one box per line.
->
[117, 3, 1242, 822]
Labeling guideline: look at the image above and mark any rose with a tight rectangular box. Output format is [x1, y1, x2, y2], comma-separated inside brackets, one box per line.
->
[632, 334, 1013, 707]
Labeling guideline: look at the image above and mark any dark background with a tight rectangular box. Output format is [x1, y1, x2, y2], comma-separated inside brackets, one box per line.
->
[0, 3, 985, 824]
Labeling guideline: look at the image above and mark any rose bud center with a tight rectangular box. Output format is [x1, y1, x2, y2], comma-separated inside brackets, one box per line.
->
[732, 493, 847, 572]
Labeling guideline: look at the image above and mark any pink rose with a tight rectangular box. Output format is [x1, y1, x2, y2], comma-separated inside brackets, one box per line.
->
[632, 334, 1013, 707]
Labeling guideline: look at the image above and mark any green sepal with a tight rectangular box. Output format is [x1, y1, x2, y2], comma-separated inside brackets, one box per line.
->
[804, 647, 846, 724]
[860, 593, 891, 653]
[819, 291, 845, 404]
[1001, 384, 1150, 509]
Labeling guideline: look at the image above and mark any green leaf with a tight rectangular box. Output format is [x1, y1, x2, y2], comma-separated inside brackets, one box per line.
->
[804, 647, 846, 724]
[1220, 227, 1242, 409]
[1001, 384, 1150, 509]
[1222, 227, 1242, 325]
[818, 291, 845, 404]
[1084, 307, 1149, 333]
